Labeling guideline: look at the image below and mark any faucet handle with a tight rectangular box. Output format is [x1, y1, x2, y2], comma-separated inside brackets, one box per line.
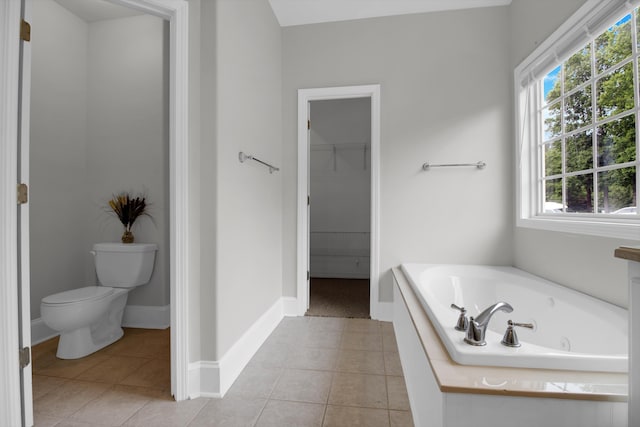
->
[501, 320, 534, 347]
[450, 304, 469, 332]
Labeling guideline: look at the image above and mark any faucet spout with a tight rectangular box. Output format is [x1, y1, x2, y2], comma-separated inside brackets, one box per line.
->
[464, 301, 513, 346]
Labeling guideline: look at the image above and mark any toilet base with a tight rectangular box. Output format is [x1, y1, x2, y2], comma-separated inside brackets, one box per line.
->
[54, 289, 129, 359]
[56, 326, 124, 359]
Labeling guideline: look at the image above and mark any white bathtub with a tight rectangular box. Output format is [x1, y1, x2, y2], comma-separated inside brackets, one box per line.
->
[400, 263, 628, 372]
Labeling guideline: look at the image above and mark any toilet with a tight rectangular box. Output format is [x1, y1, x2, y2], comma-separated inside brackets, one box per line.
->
[41, 242, 157, 359]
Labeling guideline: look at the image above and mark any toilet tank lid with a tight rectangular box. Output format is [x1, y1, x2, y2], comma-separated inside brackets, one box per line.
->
[93, 243, 158, 253]
[42, 286, 114, 304]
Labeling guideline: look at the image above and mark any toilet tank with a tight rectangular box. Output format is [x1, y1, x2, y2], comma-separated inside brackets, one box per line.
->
[92, 243, 158, 288]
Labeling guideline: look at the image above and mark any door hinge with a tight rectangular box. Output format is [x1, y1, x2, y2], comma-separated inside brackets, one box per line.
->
[19, 347, 30, 369]
[307, 195, 310, 206]
[20, 19, 31, 42]
[17, 183, 28, 204]
[307, 271, 310, 280]
[307, 119, 310, 130]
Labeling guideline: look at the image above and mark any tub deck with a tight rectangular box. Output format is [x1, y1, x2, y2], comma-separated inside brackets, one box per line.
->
[391, 267, 628, 402]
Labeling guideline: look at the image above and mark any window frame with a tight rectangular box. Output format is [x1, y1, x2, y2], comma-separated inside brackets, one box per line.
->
[515, 0, 640, 240]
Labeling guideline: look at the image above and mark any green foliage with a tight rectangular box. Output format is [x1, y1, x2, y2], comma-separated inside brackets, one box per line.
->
[543, 14, 637, 213]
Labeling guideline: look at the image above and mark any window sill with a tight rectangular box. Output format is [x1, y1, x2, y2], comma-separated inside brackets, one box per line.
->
[517, 216, 640, 240]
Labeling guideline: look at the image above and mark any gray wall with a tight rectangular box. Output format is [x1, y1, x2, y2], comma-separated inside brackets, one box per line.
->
[282, 7, 513, 302]
[196, 0, 283, 360]
[30, 0, 169, 318]
[509, 0, 634, 308]
[30, 0, 89, 319]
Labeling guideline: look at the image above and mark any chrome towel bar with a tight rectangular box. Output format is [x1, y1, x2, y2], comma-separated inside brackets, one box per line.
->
[422, 161, 486, 171]
[238, 151, 280, 174]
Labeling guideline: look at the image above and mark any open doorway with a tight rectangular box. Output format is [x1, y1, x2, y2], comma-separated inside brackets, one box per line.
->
[297, 85, 381, 320]
[306, 98, 372, 318]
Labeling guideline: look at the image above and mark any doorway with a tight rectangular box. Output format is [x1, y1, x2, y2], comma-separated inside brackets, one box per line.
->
[297, 85, 381, 319]
[1, 0, 189, 423]
[29, 0, 171, 406]
[306, 98, 372, 318]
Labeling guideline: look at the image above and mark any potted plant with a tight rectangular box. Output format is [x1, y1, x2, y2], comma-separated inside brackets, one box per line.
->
[107, 192, 150, 243]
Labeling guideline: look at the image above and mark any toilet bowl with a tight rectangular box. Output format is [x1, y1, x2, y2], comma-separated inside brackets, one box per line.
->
[41, 243, 157, 359]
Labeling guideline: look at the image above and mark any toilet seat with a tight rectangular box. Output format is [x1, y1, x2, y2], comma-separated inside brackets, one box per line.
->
[42, 286, 114, 305]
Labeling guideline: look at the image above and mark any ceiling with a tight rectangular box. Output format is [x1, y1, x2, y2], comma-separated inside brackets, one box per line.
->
[55, 0, 142, 22]
[268, 0, 513, 27]
[56, 0, 512, 26]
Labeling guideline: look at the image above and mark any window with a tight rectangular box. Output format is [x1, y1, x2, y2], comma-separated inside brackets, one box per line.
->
[516, 0, 640, 239]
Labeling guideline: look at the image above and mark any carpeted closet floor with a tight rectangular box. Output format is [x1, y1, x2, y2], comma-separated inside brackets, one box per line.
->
[306, 278, 370, 318]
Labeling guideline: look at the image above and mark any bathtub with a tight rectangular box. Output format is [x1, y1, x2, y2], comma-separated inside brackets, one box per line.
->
[400, 263, 628, 373]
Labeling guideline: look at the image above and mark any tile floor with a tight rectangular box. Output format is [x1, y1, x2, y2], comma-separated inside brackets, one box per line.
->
[32, 317, 414, 426]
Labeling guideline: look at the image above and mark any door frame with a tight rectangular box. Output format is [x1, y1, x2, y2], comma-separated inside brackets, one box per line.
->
[0, 0, 26, 425]
[0, 1, 190, 423]
[297, 85, 381, 318]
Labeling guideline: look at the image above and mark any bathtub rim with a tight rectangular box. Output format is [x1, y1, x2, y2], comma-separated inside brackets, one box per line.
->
[400, 262, 628, 373]
[391, 266, 628, 402]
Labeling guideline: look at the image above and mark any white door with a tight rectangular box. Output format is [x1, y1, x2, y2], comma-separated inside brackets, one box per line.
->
[18, 0, 34, 425]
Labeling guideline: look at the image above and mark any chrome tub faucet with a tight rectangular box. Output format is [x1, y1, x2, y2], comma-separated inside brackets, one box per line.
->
[464, 301, 513, 346]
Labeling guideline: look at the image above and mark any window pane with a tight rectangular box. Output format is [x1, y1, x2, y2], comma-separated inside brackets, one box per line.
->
[596, 14, 632, 73]
[567, 174, 594, 213]
[597, 114, 636, 167]
[565, 45, 591, 92]
[544, 178, 563, 212]
[597, 62, 634, 119]
[544, 65, 561, 104]
[543, 102, 562, 141]
[564, 86, 592, 132]
[566, 130, 593, 173]
[543, 141, 562, 176]
[598, 167, 636, 213]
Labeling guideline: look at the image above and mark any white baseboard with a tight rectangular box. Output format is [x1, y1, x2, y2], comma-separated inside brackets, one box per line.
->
[31, 318, 58, 346]
[373, 301, 393, 322]
[31, 303, 170, 346]
[282, 296, 299, 316]
[189, 297, 286, 399]
[122, 304, 170, 329]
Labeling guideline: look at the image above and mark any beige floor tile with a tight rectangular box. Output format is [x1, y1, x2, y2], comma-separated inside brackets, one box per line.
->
[340, 331, 383, 352]
[122, 397, 210, 427]
[323, 405, 390, 427]
[188, 396, 266, 427]
[255, 400, 325, 427]
[32, 375, 68, 400]
[302, 330, 343, 349]
[336, 350, 385, 375]
[286, 347, 339, 371]
[382, 333, 399, 353]
[35, 352, 111, 379]
[384, 351, 404, 376]
[119, 358, 170, 391]
[69, 384, 166, 426]
[225, 365, 283, 399]
[380, 322, 394, 335]
[34, 379, 111, 418]
[75, 355, 149, 384]
[308, 316, 347, 332]
[33, 412, 63, 427]
[387, 376, 410, 411]
[248, 341, 292, 369]
[271, 369, 333, 403]
[328, 372, 388, 409]
[53, 420, 103, 427]
[389, 410, 414, 427]
[104, 329, 170, 359]
[345, 318, 381, 334]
